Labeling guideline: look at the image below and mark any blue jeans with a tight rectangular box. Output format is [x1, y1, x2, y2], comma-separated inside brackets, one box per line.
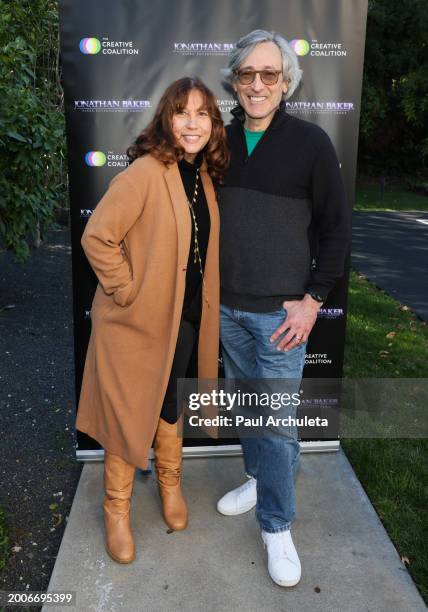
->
[220, 303, 306, 533]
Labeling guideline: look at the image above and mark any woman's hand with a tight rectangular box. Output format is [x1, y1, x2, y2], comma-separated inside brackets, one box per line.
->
[81, 174, 143, 298]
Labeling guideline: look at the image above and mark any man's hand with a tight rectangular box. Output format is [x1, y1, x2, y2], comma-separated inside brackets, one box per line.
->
[270, 294, 323, 352]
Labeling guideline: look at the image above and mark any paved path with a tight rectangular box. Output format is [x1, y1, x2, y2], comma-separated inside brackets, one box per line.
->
[45, 451, 425, 612]
[352, 211, 428, 321]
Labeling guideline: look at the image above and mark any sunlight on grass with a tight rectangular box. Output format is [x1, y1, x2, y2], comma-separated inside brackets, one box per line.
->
[343, 272, 428, 602]
[354, 184, 427, 212]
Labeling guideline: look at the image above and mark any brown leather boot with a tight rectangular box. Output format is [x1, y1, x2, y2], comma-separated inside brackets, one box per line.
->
[103, 451, 136, 563]
[153, 417, 188, 531]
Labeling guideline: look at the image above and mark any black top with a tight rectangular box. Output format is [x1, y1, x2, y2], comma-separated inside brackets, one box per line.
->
[219, 102, 351, 312]
[178, 151, 210, 315]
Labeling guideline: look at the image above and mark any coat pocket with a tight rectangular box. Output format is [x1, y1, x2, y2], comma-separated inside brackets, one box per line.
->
[113, 280, 136, 307]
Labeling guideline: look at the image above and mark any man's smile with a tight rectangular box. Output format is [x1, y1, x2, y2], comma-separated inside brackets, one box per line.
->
[248, 96, 268, 103]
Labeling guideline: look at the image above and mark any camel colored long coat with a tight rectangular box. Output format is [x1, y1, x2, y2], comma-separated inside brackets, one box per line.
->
[76, 154, 220, 469]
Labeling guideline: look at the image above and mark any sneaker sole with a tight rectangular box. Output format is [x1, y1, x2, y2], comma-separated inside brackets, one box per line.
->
[216, 500, 256, 516]
[270, 574, 301, 588]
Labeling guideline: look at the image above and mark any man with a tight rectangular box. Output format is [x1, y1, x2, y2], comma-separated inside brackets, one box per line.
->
[217, 30, 350, 587]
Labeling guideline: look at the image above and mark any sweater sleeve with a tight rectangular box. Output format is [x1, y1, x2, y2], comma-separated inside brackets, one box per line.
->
[81, 172, 145, 306]
[306, 133, 351, 301]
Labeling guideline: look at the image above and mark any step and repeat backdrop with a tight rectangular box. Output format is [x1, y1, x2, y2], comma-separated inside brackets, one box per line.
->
[58, 0, 368, 456]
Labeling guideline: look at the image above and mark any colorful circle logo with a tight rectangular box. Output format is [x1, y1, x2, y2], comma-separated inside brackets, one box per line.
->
[289, 39, 310, 56]
[79, 38, 101, 54]
[85, 151, 106, 167]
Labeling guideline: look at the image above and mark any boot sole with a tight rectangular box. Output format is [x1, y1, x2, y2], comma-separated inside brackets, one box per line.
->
[106, 547, 135, 564]
[164, 521, 188, 531]
[163, 511, 188, 531]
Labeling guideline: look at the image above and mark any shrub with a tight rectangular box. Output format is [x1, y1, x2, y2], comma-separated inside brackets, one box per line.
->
[0, 1, 67, 260]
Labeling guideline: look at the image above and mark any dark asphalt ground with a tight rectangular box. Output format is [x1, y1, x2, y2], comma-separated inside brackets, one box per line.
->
[352, 211, 428, 321]
[0, 229, 82, 609]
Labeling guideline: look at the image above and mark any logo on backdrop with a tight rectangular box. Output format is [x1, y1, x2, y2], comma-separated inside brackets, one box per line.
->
[85, 151, 106, 167]
[173, 42, 234, 56]
[300, 397, 339, 407]
[79, 38, 101, 54]
[85, 151, 129, 168]
[79, 37, 139, 55]
[289, 39, 310, 56]
[317, 308, 344, 319]
[74, 100, 151, 112]
[305, 353, 333, 366]
[80, 209, 94, 218]
[285, 101, 355, 114]
[216, 98, 238, 114]
[289, 38, 348, 57]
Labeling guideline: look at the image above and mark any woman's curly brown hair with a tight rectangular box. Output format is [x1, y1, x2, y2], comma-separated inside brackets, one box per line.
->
[127, 77, 230, 183]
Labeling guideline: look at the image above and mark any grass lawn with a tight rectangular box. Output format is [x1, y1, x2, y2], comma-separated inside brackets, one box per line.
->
[342, 271, 428, 602]
[355, 183, 428, 212]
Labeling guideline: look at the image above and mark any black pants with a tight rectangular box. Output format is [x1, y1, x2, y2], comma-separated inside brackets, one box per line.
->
[160, 294, 201, 424]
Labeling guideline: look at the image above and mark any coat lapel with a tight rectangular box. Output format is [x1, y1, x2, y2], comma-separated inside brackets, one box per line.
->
[163, 163, 192, 269]
[200, 167, 219, 237]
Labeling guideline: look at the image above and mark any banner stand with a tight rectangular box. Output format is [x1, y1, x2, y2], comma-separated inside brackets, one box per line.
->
[76, 441, 340, 464]
[58, 0, 368, 458]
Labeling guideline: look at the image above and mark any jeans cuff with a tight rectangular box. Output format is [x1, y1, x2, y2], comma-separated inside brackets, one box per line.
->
[259, 522, 292, 534]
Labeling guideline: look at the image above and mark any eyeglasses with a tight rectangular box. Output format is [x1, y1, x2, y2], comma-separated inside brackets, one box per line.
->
[234, 69, 283, 85]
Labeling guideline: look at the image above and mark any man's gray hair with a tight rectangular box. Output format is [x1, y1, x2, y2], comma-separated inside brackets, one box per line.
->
[223, 29, 302, 100]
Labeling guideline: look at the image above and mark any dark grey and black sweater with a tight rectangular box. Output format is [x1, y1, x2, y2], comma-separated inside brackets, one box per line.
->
[219, 102, 351, 312]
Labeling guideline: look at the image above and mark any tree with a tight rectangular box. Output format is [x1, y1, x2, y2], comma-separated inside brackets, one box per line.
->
[0, 0, 66, 260]
[359, 0, 428, 176]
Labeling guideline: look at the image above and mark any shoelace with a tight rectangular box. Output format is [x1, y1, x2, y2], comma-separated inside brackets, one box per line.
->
[237, 478, 256, 497]
[264, 533, 298, 564]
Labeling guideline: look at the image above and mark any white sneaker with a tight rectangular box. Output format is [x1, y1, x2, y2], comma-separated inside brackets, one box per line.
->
[217, 477, 257, 515]
[261, 529, 301, 587]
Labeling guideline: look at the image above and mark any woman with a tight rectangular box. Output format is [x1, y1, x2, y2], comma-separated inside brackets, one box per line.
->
[76, 77, 229, 564]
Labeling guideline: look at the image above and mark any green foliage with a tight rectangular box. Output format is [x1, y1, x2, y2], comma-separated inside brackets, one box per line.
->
[0, 0, 67, 261]
[359, 0, 428, 175]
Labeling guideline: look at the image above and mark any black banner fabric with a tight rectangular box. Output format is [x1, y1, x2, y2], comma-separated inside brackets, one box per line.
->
[58, 0, 368, 453]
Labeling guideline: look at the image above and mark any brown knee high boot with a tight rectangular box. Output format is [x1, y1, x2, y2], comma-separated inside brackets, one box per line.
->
[153, 417, 188, 531]
[103, 451, 136, 563]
